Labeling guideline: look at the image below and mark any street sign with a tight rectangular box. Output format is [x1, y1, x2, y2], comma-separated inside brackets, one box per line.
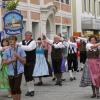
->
[3, 10, 23, 35]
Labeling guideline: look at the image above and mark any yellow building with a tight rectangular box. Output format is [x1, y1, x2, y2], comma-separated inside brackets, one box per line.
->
[72, 0, 100, 36]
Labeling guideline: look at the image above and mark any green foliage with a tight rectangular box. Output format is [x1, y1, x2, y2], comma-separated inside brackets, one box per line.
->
[5, 0, 19, 11]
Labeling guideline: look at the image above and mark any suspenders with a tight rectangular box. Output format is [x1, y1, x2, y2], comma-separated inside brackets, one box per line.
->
[68, 45, 75, 54]
[9, 46, 18, 76]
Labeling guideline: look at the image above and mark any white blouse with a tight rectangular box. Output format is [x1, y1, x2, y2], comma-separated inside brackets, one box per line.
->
[86, 43, 100, 51]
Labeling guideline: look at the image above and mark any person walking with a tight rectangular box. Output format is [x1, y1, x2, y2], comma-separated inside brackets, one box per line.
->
[86, 36, 100, 98]
[77, 37, 88, 71]
[19, 31, 36, 96]
[0, 38, 11, 97]
[80, 35, 100, 99]
[67, 37, 78, 81]
[3, 36, 26, 100]
[46, 35, 65, 86]
[33, 37, 50, 85]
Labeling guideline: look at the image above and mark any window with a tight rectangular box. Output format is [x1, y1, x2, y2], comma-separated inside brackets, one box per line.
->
[65, 0, 69, 4]
[59, 0, 69, 4]
[61, 0, 64, 3]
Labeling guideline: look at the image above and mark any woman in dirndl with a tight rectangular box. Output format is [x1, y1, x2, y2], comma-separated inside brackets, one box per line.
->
[33, 37, 50, 86]
[80, 35, 100, 98]
[0, 38, 11, 97]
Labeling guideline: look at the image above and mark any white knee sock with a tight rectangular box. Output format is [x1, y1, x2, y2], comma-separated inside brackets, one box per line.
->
[27, 81, 34, 92]
[69, 70, 73, 78]
[80, 63, 84, 69]
[73, 71, 76, 77]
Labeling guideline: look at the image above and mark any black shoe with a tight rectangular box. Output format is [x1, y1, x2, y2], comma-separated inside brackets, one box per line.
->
[58, 82, 62, 86]
[73, 77, 76, 80]
[55, 82, 62, 86]
[80, 68, 83, 71]
[91, 94, 96, 98]
[52, 78, 56, 81]
[55, 82, 59, 85]
[25, 91, 30, 96]
[70, 77, 73, 81]
[61, 79, 66, 82]
[30, 91, 34, 97]
[96, 96, 100, 99]
[77, 70, 79, 72]
[36, 82, 43, 86]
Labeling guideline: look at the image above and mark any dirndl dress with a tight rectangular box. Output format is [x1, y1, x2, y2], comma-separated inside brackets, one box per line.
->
[61, 58, 66, 73]
[33, 47, 49, 77]
[0, 64, 9, 89]
[80, 61, 92, 87]
[0, 51, 9, 89]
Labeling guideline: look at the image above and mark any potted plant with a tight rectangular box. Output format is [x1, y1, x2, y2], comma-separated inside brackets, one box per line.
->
[5, 0, 19, 11]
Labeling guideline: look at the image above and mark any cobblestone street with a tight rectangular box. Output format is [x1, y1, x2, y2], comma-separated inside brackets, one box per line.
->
[0, 72, 97, 100]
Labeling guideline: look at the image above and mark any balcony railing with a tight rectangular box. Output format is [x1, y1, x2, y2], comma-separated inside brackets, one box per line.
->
[82, 17, 100, 30]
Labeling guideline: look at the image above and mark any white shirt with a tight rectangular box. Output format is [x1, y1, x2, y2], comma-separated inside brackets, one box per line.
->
[19, 40, 36, 51]
[47, 39, 65, 48]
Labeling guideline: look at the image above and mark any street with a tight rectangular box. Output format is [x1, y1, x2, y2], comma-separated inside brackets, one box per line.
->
[0, 72, 97, 100]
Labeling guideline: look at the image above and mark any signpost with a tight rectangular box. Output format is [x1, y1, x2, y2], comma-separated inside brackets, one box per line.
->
[3, 10, 23, 35]
[0, 0, 23, 36]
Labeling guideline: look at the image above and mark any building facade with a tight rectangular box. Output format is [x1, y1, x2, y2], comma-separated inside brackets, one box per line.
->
[0, 0, 72, 39]
[72, 0, 100, 36]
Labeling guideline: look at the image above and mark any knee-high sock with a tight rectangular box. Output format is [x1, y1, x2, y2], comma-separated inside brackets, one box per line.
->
[69, 70, 73, 78]
[80, 63, 84, 69]
[27, 81, 34, 92]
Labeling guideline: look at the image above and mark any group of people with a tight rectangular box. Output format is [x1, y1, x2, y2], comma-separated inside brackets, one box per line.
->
[0, 31, 100, 100]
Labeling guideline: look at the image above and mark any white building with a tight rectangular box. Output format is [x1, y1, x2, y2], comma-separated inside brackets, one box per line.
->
[72, 0, 100, 36]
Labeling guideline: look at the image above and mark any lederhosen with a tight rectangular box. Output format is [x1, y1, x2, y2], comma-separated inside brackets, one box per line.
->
[22, 40, 36, 82]
[67, 45, 78, 71]
[51, 43, 63, 74]
[8, 46, 22, 95]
